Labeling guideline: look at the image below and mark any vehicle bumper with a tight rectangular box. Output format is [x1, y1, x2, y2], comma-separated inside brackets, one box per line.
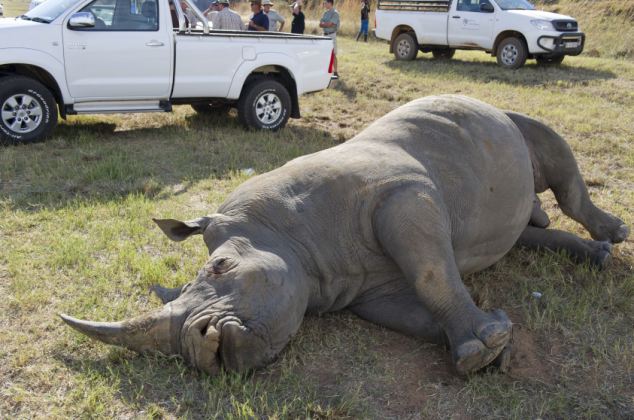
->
[536, 32, 585, 56]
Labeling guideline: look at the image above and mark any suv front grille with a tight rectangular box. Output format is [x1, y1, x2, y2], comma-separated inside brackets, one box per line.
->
[552, 20, 578, 32]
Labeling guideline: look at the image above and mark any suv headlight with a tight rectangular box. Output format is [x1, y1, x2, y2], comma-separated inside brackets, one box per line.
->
[530, 19, 554, 31]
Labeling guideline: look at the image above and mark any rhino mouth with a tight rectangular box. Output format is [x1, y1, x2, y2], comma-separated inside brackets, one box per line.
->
[181, 313, 245, 374]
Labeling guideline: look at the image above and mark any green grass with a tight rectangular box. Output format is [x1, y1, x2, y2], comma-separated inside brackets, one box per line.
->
[2, 2, 634, 417]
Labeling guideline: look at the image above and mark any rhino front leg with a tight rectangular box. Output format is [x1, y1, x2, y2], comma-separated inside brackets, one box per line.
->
[517, 225, 613, 269]
[374, 188, 512, 375]
[350, 279, 444, 344]
[507, 111, 629, 244]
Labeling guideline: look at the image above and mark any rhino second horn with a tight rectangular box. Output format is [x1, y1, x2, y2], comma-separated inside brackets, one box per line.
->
[60, 308, 175, 355]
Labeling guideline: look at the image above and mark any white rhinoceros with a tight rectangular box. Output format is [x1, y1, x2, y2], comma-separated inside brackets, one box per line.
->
[62, 95, 628, 375]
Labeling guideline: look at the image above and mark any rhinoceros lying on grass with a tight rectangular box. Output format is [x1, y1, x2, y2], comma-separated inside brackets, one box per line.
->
[62, 95, 629, 375]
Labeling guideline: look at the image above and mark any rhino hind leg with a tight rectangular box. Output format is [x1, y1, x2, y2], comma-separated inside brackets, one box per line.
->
[517, 225, 613, 269]
[506, 111, 629, 244]
[374, 187, 512, 375]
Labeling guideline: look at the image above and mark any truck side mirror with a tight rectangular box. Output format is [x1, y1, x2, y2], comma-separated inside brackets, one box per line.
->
[68, 12, 96, 28]
[480, 3, 494, 13]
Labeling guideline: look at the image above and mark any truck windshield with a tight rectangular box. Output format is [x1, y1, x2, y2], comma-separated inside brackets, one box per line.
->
[20, 0, 83, 23]
[493, 0, 535, 10]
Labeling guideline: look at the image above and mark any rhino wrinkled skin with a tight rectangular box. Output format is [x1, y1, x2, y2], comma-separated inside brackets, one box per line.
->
[62, 95, 629, 375]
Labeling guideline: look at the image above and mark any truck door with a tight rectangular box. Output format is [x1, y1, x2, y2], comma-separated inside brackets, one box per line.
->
[447, 0, 496, 49]
[63, 0, 172, 100]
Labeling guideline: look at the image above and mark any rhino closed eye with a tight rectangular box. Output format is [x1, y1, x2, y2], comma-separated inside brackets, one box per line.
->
[210, 257, 234, 274]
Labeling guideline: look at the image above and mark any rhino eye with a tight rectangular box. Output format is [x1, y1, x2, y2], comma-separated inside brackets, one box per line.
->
[210, 257, 232, 274]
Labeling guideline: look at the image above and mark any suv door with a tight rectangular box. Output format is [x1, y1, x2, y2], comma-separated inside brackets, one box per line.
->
[448, 0, 496, 49]
[63, 0, 172, 100]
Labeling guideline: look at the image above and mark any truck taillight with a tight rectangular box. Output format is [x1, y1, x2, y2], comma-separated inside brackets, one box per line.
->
[328, 49, 335, 74]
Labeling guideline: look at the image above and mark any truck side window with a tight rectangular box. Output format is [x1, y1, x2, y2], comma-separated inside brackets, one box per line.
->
[78, 0, 159, 31]
[456, 0, 489, 12]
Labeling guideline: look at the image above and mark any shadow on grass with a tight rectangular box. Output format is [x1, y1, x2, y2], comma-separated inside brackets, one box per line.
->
[2, 113, 338, 212]
[386, 56, 617, 87]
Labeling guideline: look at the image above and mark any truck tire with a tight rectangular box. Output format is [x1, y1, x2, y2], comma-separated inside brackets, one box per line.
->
[0, 76, 57, 145]
[237, 79, 291, 131]
[393, 33, 418, 61]
[536, 55, 565, 66]
[191, 102, 231, 114]
[432, 48, 456, 60]
[496, 37, 527, 69]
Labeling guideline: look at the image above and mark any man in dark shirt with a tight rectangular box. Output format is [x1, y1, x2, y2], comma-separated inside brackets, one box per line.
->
[290, 1, 305, 34]
[248, 0, 269, 31]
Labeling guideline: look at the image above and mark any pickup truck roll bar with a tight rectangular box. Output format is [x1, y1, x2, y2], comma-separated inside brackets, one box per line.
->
[377, 0, 451, 12]
[172, 0, 210, 34]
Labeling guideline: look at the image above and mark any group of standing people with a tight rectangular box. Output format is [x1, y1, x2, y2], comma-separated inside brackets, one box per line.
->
[186, 0, 372, 79]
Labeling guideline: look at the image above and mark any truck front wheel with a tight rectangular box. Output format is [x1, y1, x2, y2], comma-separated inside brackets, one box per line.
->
[393, 33, 418, 61]
[496, 37, 527, 69]
[237, 79, 291, 131]
[0, 76, 57, 145]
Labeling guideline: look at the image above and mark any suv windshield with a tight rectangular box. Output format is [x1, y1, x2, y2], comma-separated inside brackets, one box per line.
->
[493, 0, 535, 10]
[21, 0, 82, 23]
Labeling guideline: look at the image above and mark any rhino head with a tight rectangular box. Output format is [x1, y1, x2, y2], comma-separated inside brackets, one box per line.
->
[61, 214, 310, 374]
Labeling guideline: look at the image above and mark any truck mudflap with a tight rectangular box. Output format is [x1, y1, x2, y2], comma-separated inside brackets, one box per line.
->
[537, 32, 585, 56]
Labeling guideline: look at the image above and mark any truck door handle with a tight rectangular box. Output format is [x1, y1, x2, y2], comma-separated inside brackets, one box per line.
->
[145, 40, 164, 47]
[452, 15, 461, 19]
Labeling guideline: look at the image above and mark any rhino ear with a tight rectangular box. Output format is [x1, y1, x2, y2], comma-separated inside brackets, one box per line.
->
[153, 217, 211, 242]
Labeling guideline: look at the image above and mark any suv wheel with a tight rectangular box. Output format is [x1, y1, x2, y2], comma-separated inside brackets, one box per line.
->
[237, 79, 291, 131]
[393, 32, 418, 61]
[496, 37, 528, 69]
[0, 76, 57, 145]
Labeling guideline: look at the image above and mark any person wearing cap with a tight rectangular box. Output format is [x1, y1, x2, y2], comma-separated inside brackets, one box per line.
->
[262, 0, 285, 31]
[211, 0, 244, 30]
[290, 1, 305, 34]
[248, 0, 269, 31]
[320, 0, 340, 77]
[203, 0, 219, 19]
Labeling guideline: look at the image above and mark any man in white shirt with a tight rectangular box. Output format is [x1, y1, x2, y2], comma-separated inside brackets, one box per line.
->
[262, 0, 285, 32]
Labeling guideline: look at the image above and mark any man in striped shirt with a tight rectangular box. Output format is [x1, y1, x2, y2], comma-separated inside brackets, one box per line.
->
[211, 0, 244, 30]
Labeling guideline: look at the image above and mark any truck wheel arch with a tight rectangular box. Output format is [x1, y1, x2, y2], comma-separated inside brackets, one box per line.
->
[240, 65, 300, 119]
[390, 26, 416, 53]
[0, 64, 64, 118]
[492, 31, 528, 56]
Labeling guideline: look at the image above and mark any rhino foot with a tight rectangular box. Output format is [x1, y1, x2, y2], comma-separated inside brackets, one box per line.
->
[453, 309, 512, 375]
[587, 213, 629, 244]
[587, 240, 613, 270]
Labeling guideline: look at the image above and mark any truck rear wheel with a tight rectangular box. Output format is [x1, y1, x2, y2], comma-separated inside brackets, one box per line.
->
[237, 78, 291, 131]
[393, 33, 418, 61]
[0, 76, 57, 145]
[432, 48, 456, 60]
[496, 37, 527, 69]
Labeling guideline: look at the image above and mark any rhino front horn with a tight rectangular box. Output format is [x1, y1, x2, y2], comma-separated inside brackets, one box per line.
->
[60, 306, 176, 355]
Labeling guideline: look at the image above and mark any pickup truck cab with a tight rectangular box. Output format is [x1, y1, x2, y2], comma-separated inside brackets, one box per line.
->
[375, 0, 584, 69]
[0, 0, 334, 144]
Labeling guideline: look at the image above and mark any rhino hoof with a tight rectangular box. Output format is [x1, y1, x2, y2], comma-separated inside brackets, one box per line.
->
[589, 240, 613, 270]
[612, 224, 629, 244]
[490, 344, 512, 373]
[454, 339, 505, 375]
[476, 309, 512, 349]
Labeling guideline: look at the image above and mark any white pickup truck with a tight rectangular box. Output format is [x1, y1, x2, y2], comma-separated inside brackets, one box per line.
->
[0, 0, 334, 144]
[375, 0, 584, 69]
